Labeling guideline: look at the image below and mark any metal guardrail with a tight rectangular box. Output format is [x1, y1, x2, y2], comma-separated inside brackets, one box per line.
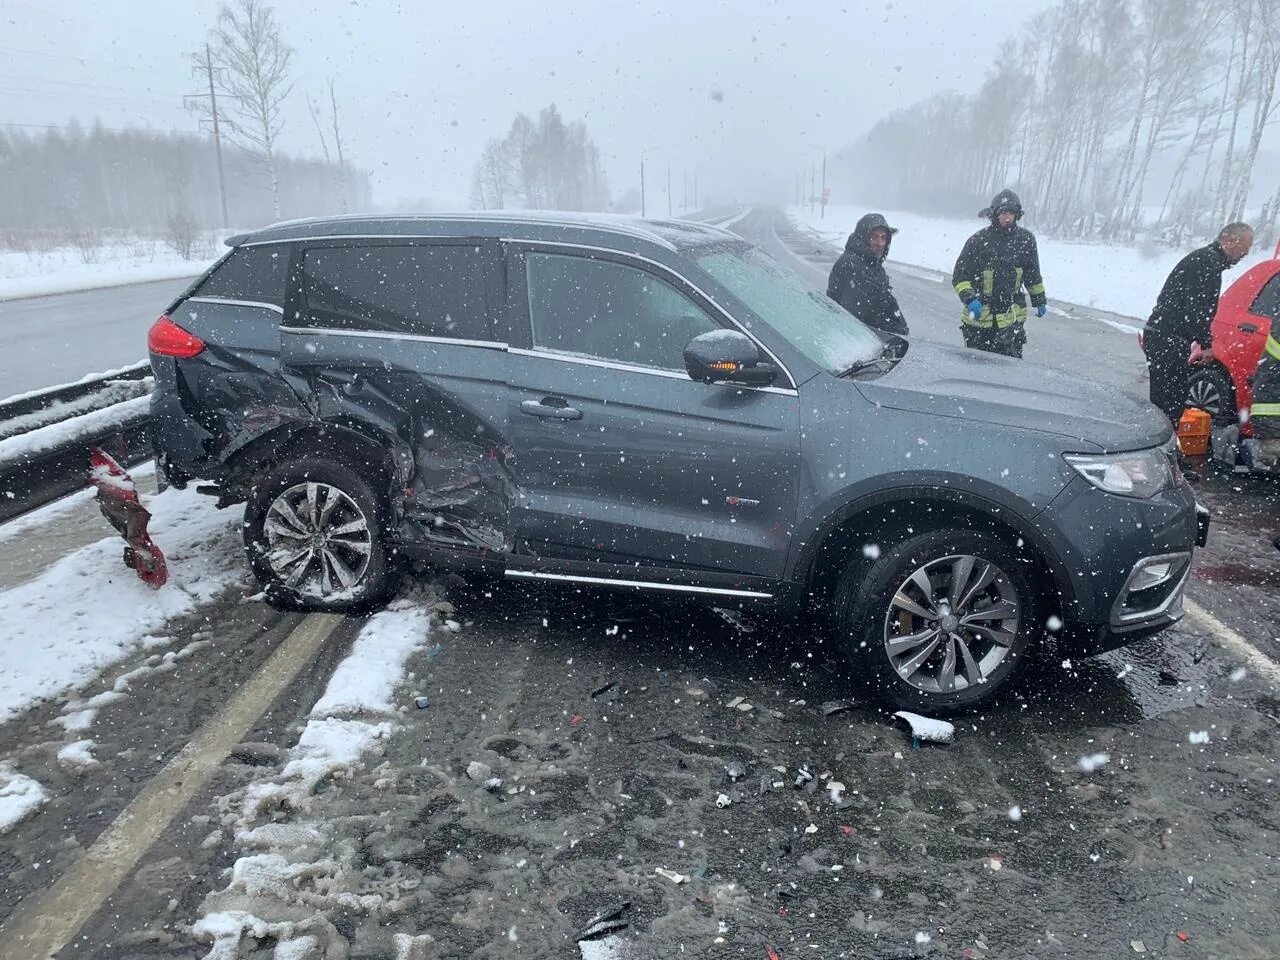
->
[0, 364, 154, 525]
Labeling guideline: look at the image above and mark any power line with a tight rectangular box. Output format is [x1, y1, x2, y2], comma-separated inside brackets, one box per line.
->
[0, 45, 158, 74]
[0, 72, 186, 96]
[0, 121, 186, 134]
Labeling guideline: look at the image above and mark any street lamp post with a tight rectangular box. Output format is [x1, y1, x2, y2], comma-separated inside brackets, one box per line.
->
[640, 146, 661, 217]
[807, 143, 827, 219]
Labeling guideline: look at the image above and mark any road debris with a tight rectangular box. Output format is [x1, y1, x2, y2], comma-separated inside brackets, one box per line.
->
[714, 607, 757, 633]
[724, 760, 747, 781]
[414, 696, 430, 709]
[826, 781, 846, 802]
[590, 680, 617, 700]
[89, 447, 167, 588]
[716, 792, 732, 809]
[819, 699, 856, 717]
[484, 776, 504, 793]
[793, 764, 814, 788]
[466, 760, 493, 783]
[893, 711, 955, 744]
[804, 823, 818, 834]
[1130, 941, 1146, 953]
[1176, 931, 1190, 943]
[1077, 752, 1110, 772]
[654, 867, 688, 884]
[578, 901, 631, 941]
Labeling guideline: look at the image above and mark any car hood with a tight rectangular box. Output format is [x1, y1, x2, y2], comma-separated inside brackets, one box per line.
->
[854, 338, 1171, 452]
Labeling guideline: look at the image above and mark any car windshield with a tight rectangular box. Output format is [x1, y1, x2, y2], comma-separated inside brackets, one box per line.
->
[696, 245, 883, 375]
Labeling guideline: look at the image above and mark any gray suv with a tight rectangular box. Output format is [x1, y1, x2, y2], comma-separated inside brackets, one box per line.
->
[147, 213, 1206, 710]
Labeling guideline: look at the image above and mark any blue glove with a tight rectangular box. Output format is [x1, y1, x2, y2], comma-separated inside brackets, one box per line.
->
[1036, 304, 1047, 318]
[966, 298, 983, 321]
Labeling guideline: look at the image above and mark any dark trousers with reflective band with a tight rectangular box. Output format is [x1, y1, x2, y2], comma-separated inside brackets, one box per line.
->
[1251, 339, 1280, 439]
[1142, 330, 1190, 424]
[961, 322, 1026, 359]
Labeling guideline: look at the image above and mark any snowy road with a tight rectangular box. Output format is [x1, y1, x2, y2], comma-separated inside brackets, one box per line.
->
[0, 213, 1278, 958]
[0, 277, 193, 396]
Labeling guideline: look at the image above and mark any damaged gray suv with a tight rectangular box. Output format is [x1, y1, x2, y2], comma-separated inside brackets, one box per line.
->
[148, 213, 1206, 709]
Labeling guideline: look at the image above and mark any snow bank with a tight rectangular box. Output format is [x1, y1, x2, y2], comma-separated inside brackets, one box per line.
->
[0, 484, 242, 724]
[792, 204, 1274, 321]
[0, 237, 224, 302]
[310, 601, 437, 717]
[0, 763, 48, 834]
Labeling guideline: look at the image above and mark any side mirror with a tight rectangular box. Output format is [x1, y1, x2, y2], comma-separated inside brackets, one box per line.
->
[684, 330, 778, 386]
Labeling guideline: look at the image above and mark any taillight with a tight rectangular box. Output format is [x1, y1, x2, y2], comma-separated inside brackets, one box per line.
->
[148, 314, 205, 358]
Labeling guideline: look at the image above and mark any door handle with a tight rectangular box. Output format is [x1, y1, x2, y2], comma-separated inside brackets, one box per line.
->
[520, 398, 583, 420]
[1239, 322, 1259, 334]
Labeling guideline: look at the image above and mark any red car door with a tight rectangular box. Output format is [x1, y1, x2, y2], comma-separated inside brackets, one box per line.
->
[1212, 260, 1280, 412]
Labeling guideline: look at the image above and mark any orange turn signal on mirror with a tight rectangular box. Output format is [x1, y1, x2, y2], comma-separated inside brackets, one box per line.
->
[709, 361, 739, 371]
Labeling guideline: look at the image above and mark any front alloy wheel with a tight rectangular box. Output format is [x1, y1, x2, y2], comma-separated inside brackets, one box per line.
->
[884, 554, 1020, 694]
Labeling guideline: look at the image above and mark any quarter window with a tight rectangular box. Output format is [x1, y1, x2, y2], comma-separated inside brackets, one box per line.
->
[195, 245, 290, 306]
[299, 244, 492, 340]
[524, 252, 719, 371]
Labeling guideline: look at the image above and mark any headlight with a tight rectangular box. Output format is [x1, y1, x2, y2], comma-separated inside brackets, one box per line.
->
[1064, 448, 1173, 498]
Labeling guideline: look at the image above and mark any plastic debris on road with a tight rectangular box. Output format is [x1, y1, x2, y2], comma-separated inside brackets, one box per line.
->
[414, 696, 430, 709]
[654, 867, 688, 884]
[819, 700, 856, 717]
[578, 901, 631, 942]
[892, 710, 955, 744]
[715, 792, 731, 808]
[724, 760, 747, 781]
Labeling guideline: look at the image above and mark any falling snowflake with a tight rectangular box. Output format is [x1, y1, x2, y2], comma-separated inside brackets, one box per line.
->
[862, 543, 881, 559]
[1188, 730, 1209, 744]
[1007, 805, 1022, 821]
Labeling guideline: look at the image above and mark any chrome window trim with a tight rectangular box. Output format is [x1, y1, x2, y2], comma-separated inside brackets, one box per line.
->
[508, 347, 798, 397]
[504, 569, 773, 599]
[187, 296, 285, 315]
[279, 325, 507, 351]
[505, 238, 799, 391]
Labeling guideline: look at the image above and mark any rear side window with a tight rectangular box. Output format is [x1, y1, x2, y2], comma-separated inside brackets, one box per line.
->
[1250, 272, 1280, 322]
[195, 245, 290, 306]
[299, 244, 491, 341]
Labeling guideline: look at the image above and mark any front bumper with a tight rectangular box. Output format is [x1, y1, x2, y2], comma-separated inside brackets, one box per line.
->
[1036, 478, 1203, 656]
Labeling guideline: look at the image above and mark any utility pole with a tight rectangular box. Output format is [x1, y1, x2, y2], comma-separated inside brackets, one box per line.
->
[694, 170, 698, 208]
[667, 162, 672, 217]
[808, 143, 827, 220]
[810, 162, 815, 214]
[683, 168, 688, 211]
[640, 155, 646, 217]
[185, 43, 231, 228]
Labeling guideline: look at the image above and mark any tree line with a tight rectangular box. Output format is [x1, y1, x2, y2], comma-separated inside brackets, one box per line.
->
[843, 0, 1280, 245]
[470, 104, 610, 212]
[1, 0, 370, 249]
[0, 123, 368, 238]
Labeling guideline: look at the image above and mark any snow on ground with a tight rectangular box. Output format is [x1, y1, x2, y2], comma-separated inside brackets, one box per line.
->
[0, 762, 48, 834]
[0, 236, 226, 301]
[792, 204, 1275, 321]
[196, 594, 443, 959]
[0, 483, 242, 724]
[0, 378, 153, 441]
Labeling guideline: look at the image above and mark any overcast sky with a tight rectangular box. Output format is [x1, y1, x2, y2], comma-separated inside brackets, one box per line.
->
[3, 0, 1057, 208]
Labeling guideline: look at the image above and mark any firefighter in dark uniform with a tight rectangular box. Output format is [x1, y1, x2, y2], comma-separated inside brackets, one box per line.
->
[1142, 222, 1254, 423]
[952, 190, 1047, 358]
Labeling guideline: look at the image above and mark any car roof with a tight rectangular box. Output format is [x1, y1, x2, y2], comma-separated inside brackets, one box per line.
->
[228, 211, 740, 255]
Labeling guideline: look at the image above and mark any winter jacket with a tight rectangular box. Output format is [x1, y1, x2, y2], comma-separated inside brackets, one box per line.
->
[1144, 243, 1231, 349]
[826, 213, 908, 336]
[1250, 333, 1280, 439]
[951, 223, 1047, 329]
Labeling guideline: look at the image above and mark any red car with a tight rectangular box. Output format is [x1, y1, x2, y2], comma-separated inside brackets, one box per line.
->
[1186, 245, 1280, 427]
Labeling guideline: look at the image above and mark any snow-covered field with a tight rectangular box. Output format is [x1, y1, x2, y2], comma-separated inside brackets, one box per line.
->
[792, 204, 1276, 321]
[0, 236, 226, 301]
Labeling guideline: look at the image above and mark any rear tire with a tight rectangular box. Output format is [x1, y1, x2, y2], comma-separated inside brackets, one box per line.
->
[831, 529, 1038, 712]
[244, 458, 395, 612]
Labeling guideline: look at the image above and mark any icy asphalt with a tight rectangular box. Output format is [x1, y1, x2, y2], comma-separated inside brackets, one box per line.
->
[0, 209, 1276, 958]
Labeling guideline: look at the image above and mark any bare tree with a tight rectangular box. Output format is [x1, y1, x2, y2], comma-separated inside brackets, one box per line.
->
[210, 0, 293, 219]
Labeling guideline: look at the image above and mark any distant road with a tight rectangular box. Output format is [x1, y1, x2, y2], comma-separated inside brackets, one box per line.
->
[0, 278, 194, 396]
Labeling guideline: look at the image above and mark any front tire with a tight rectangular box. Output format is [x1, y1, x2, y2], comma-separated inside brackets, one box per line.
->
[831, 529, 1038, 711]
[244, 458, 394, 612]
[1186, 365, 1236, 425]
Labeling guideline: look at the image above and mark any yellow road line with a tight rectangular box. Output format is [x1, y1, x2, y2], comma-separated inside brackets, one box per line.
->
[0, 612, 344, 960]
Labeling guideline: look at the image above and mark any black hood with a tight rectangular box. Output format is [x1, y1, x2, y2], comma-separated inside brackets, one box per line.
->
[845, 213, 898, 260]
[979, 189, 1023, 226]
[854, 339, 1171, 452]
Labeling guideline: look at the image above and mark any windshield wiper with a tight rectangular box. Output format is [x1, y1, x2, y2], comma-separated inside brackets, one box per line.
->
[837, 343, 897, 378]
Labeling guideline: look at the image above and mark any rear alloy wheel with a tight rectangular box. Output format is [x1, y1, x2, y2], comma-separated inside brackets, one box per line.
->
[833, 529, 1037, 710]
[245, 459, 393, 611]
[1186, 365, 1236, 425]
